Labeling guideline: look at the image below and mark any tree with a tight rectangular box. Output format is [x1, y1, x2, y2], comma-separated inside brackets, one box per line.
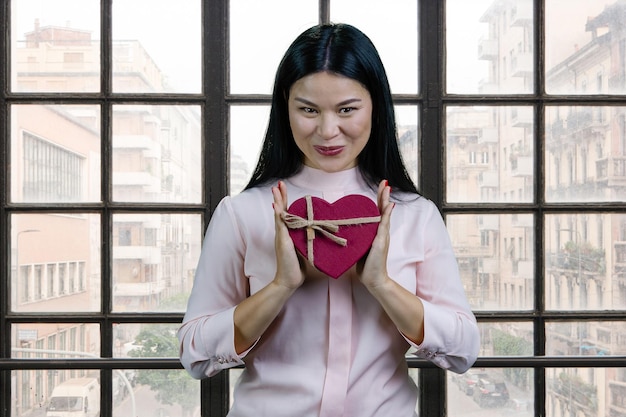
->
[128, 294, 199, 417]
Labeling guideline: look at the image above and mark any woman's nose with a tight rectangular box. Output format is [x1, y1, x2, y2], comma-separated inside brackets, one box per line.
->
[317, 113, 340, 139]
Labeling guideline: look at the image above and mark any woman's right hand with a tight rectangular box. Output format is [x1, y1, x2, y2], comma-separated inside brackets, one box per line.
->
[271, 181, 306, 290]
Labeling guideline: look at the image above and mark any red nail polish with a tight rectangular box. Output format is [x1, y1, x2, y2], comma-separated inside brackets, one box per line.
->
[384, 180, 388, 187]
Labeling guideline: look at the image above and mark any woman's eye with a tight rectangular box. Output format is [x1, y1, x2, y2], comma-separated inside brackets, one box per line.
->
[301, 107, 316, 113]
[339, 107, 355, 114]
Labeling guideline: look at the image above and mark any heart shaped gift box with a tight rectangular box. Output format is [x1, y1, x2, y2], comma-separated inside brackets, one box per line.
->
[283, 194, 381, 279]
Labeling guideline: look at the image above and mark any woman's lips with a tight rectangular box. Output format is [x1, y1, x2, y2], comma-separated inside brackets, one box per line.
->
[314, 145, 344, 156]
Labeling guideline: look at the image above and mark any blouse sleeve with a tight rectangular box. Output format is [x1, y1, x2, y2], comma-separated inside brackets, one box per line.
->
[177, 196, 251, 379]
[408, 200, 480, 374]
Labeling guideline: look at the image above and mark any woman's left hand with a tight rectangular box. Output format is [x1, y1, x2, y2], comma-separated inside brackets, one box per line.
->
[356, 179, 394, 289]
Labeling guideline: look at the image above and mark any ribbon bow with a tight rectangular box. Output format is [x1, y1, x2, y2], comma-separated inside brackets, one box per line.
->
[281, 195, 381, 263]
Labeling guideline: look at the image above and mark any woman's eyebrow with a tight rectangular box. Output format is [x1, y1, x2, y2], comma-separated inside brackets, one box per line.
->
[293, 97, 363, 106]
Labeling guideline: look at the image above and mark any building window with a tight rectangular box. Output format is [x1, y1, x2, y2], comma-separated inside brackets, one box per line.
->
[22, 132, 84, 202]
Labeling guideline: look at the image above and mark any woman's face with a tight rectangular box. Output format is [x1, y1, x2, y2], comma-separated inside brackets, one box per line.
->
[288, 71, 373, 172]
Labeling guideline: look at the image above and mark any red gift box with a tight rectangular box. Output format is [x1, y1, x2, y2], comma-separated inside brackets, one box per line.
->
[283, 194, 381, 278]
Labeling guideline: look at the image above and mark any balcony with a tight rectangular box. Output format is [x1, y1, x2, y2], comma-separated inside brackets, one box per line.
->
[479, 258, 499, 274]
[596, 156, 626, 187]
[512, 213, 533, 229]
[616, 241, 626, 265]
[477, 215, 499, 231]
[113, 245, 161, 264]
[511, 109, 533, 128]
[113, 171, 161, 193]
[513, 259, 533, 279]
[510, 1, 533, 27]
[477, 37, 498, 60]
[478, 127, 498, 144]
[511, 52, 533, 77]
[511, 155, 533, 177]
[479, 170, 499, 188]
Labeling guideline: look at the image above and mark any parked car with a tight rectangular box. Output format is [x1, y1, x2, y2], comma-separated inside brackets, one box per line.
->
[456, 369, 489, 395]
[472, 377, 510, 407]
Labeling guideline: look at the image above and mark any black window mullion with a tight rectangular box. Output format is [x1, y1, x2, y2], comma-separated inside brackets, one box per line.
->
[419, 1, 447, 415]
[204, 1, 230, 416]
[1, 0, 11, 414]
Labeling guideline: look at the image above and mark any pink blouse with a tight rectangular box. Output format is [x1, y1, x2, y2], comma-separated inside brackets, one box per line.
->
[178, 166, 479, 417]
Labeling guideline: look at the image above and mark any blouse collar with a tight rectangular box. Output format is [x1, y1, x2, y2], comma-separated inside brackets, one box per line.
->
[287, 165, 370, 193]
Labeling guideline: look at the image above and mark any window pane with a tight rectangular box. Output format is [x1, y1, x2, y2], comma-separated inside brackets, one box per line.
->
[545, 106, 626, 203]
[545, 0, 626, 95]
[111, 213, 202, 313]
[113, 323, 180, 359]
[11, 214, 101, 313]
[546, 368, 621, 417]
[12, 323, 100, 358]
[478, 322, 533, 357]
[447, 106, 534, 203]
[448, 367, 534, 416]
[447, 0, 534, 94]
[112, 369, 199, 417]
[11, 104, 101, 203]
[230, 105, 270, 195]
[448, 213, 535, 311]
[12, 370, 101, 417]
[545, 213, 625, 311]
[546, 321, 625, 356]
[11, 0, 100, 93]
[229, 0, 317, 94]
[112, 105, 202, 203]
[396, 105, 420, 187]
[331, 0, 419, 94]
[112, 0, 201, 93]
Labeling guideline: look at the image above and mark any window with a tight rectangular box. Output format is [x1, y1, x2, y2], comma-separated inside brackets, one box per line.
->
[2, 1, 626, 417]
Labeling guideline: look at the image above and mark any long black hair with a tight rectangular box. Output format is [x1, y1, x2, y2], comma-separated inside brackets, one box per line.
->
[244, 23, 418, 194]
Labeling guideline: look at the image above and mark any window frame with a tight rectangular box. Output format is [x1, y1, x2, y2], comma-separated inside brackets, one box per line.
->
[2, 1, 626, 417]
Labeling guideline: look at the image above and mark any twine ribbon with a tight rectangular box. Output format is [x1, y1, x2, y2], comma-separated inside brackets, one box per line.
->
[281, 195, 381, 263]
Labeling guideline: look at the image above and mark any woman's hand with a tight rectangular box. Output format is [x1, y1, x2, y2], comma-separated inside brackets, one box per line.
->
[271, 181, 306, 290]
[356, 179, 394, 289]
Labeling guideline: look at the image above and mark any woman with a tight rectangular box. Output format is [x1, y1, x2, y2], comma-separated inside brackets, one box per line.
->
[178, 23, 479, 417]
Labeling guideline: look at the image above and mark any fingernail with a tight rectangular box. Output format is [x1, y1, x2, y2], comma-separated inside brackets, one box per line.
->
[384, 180, 388, 187]
[272, 202, 275, 209]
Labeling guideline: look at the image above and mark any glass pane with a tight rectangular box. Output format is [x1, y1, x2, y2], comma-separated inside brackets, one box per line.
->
[229, 0, 317, 94]
[546, 368, 624, 417]
[331, 0, 419, 94]
[447, 0, 534, 94]
[448, 367, 533, 416]
[545, 213, 625, 311]
[12, 323, 100, 358]
[446, 106, 534, 203]
[112, 369, 200, 417]
[111, 213, 202, 313]
[546, 0, 626, 95]
[478, 322, 533, 357]
[112, 0, 201, 93]
[545, 106, 626, 203]
[112, 105, 202, 203]
[448, 213, 535, 311]
[11, 0, 100, 93]
[11, 104, 101, 203]
[396, 105, 420, 187]
[12, 370, 100, 417]
[113, 323, 180, 359]
[11, 214, 101, 312]
[546, 321, 625, 356]
[230, 105, 270, 195]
